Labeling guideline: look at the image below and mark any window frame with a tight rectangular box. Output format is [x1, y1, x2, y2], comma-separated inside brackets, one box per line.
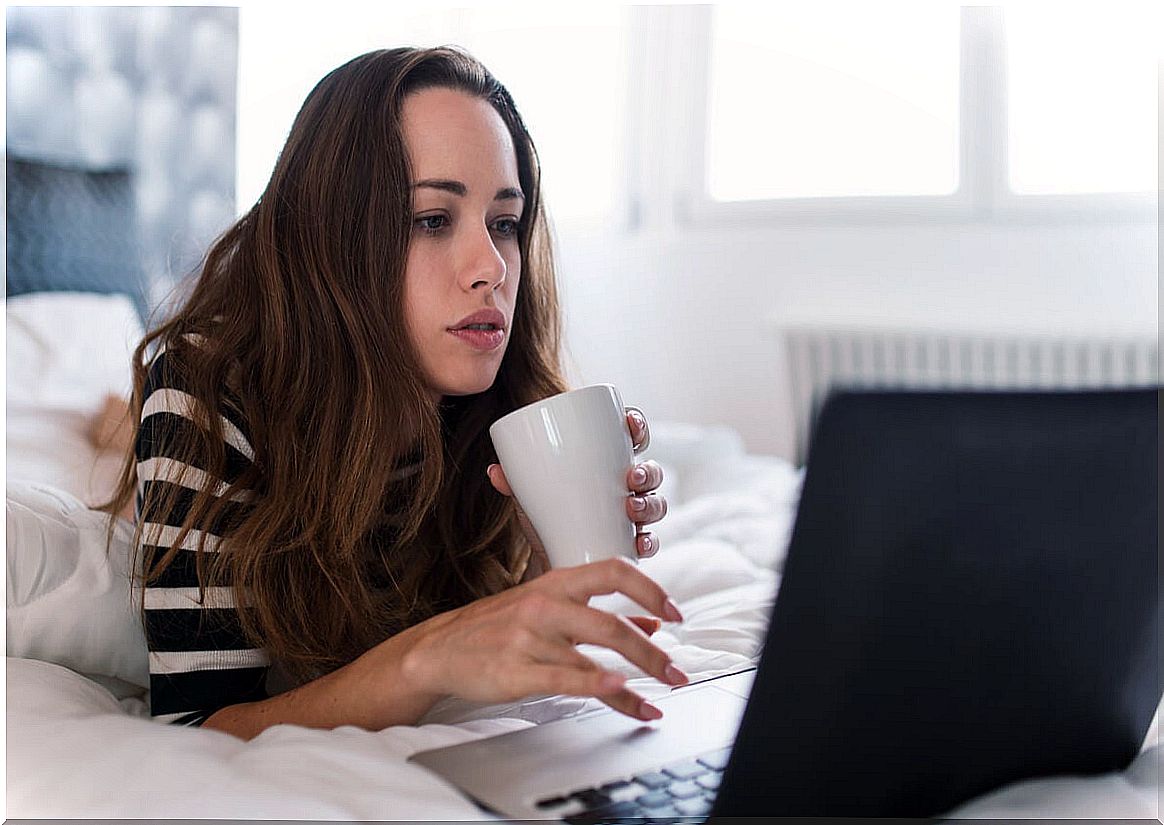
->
[648, 4, 1157, 231]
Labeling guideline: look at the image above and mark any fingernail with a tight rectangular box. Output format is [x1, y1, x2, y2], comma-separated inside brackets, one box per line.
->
[632, 466, 647, 484]
[630, 496, 646, 512]
[639, 700, 663, 720]
[664, 663, 689, 686]
[663, 598, 683, 623]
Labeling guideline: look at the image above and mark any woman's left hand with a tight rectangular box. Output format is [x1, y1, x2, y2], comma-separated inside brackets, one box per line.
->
[619, 406, 667, 560]
[487, 406, 668, 580]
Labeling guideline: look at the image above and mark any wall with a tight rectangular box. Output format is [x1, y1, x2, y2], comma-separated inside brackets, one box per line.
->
[549, 7, 1159, 460]
[555, 218, 1158, 460]
[231, 6, 1159, 461]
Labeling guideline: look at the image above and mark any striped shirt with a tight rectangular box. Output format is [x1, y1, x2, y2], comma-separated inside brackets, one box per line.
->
[136, 349, 270, 726]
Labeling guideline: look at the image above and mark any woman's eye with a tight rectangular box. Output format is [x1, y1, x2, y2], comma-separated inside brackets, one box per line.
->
[414, 215, 448, 235]
[493, 218, 519, 237]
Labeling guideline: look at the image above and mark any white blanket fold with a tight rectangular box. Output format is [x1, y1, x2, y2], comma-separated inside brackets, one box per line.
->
[6, 435, 1159, 819]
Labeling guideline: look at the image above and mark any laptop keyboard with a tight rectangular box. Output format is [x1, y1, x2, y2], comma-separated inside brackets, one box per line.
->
[532, 746, 731, 823]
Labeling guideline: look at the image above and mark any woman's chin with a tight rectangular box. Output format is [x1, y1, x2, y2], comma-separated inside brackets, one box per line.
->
[435, 373, 499, 399]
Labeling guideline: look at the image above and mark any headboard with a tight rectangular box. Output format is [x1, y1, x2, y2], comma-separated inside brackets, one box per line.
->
[6, 157, 147, 317]
[5, 6, 239, 322]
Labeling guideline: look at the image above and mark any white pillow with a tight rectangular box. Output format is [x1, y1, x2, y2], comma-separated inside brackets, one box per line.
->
[6, 291, 144, 506]
[639, 421, 748, 505]
[6, 290, 144, 414]
[6, 480, 149, 694]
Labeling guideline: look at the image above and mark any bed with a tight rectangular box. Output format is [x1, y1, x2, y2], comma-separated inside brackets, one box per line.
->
[6, 288, 1161, 820]
[4, 9, 1158, 816]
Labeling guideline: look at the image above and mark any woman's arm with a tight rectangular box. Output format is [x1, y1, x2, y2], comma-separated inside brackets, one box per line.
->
[201, 557, 687, 740]
[201, 623, 435, 739]
[138, 350, 273, 725]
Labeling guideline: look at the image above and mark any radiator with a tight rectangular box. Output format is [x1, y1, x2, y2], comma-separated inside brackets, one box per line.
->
[783, 326, 1160, 465]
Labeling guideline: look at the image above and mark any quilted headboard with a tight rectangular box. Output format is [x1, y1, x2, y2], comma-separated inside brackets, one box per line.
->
[5, 6, 239, 321]
[6, 158, 147, 317]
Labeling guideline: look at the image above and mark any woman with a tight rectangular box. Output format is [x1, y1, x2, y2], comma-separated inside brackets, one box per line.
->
[105, 46, 685, 742]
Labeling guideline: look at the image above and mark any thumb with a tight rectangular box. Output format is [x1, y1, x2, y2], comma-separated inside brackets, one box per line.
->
[486, 463, 514, 497]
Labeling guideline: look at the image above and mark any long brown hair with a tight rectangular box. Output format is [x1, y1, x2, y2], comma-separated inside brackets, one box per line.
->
[105, 47, 569, 683]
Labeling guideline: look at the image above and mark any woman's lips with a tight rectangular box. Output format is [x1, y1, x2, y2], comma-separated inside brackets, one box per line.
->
[448, 327, 505, 350]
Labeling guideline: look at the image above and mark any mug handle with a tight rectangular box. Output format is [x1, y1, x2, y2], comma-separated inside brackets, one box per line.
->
[625, 405, 650, 455]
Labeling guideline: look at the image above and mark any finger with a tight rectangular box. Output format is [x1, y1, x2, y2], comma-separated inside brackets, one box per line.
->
[544, 557, 685, 624]
[635, 532, 659, 559]
[512, 651, 661, 716]
[626, 615, 661, 635]
[530, 620, 660, 665]
[624, 406, 650, 454]
[523, 635, 605, 672]
[627, 459, 664, 494]
[509, 664, 629, 702]
[627, 492, 668, 526]
[486, 463, 513, 497]
[601, 687, 664, 721]
[543, 601, 687, 687]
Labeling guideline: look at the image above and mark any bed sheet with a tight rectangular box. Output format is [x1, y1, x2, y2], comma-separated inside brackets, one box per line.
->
[5, 292, 1159, 819]
[8, 464, 791, 819]
[14, 657, 1156, 821]
[8, 467, 1160, 820]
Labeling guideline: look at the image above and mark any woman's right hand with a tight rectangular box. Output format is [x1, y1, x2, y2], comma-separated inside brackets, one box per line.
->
[393, 557, 688, 721]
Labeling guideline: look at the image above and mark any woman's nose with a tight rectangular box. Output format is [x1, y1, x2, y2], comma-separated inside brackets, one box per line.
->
[461, 227, 507, 291]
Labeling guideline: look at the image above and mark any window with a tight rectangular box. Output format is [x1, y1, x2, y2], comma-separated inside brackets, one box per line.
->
[1005, 6, 1159, 195]
[706, 6, 961, 201]
[238, 5, 1157, 228]
[688, 3, 1159, 223]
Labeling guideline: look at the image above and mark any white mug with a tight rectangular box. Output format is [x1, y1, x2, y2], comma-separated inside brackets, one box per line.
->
[489, 384, 643, 569]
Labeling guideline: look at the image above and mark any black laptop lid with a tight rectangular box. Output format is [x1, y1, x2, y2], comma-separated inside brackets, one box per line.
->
[715, 388, 1160, 818]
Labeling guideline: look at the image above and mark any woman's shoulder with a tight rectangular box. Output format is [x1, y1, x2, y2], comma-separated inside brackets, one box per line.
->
[140, 333, 255, 456]
[142, 330, 213, 392]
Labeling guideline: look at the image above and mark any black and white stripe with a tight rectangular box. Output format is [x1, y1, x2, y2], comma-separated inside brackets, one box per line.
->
[136, 349, 268, 725]
[136, 348, 425, 727]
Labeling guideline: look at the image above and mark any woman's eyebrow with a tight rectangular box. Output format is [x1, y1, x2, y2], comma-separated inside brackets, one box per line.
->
[412, 178, 525, 201]
[494, 186, 525, 202]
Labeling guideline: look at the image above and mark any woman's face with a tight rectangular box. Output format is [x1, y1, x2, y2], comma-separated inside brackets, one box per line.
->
[401, 87, 524, 402]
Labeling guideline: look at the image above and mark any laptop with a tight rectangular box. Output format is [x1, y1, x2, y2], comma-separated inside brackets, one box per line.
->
[409, 388, 1160, 820]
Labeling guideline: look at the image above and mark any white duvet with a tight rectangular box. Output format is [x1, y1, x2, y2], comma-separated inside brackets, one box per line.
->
[6, 293, 1160, 820]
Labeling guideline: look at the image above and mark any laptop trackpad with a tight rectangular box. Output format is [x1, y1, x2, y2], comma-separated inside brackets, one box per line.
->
[410, 684, 747, 805]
